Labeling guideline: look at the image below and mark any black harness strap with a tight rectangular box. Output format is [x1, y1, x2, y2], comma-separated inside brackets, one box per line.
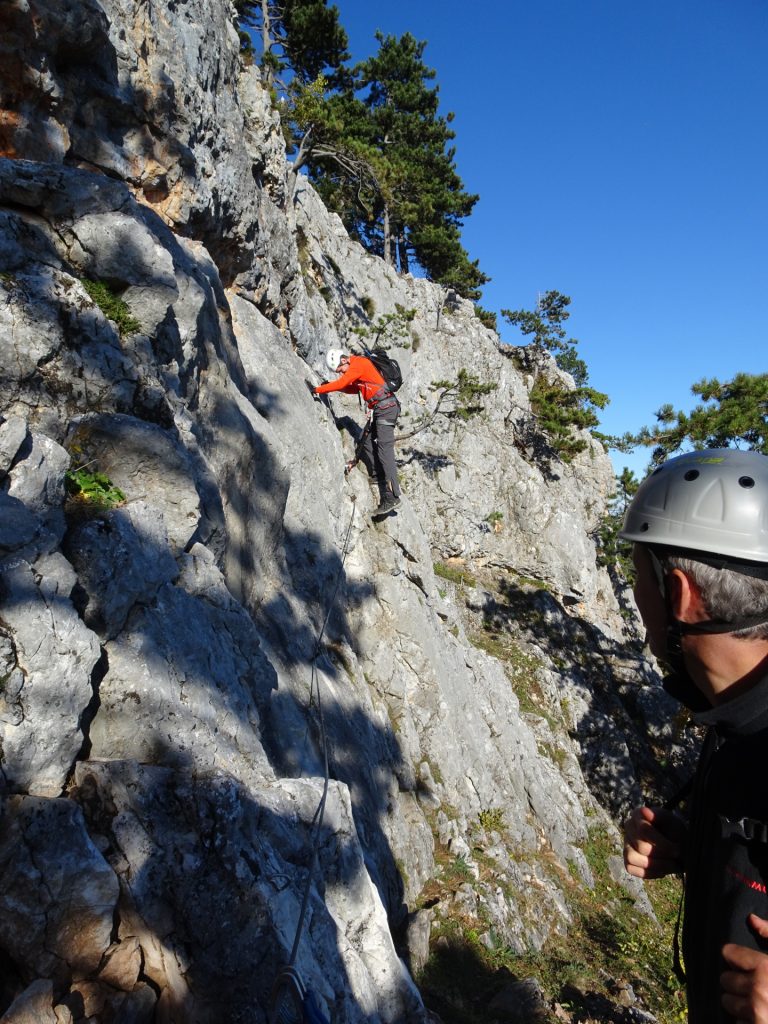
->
[672, 876, 686, 983]
[719, 815, 768, 844]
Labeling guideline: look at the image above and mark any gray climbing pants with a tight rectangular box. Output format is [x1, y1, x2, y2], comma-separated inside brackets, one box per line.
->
[360, 401, 400, 501]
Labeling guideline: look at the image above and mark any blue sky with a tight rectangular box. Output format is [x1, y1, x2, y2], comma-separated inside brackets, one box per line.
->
[334, 0, 767, 478]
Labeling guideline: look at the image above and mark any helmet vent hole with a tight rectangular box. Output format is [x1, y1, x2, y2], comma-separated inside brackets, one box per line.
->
[640, 523, 649, 532]
[739, 476, 755, 489]
[684, 470, 700, 481]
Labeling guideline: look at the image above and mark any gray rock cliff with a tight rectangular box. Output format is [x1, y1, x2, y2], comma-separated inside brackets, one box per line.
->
[0, 1, 691, 1021]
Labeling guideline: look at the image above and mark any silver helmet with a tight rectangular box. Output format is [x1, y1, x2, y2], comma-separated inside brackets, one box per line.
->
[620, 448, 768, 563]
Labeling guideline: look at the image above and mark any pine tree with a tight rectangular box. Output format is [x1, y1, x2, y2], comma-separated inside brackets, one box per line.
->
[397, 369, 497, 440]
[234, 0, 349, 85]
[631, 372, 768, 463]
[502, 292, 609, 461]
[597, 468, 640, 581]
[352, 33, 486, 296]
[527, 376, 608, 461]
[290, 79, 381, 208]
[290, 32, 487, 299]
[502, 290, 576, 365]
[350, 306, 416, 349]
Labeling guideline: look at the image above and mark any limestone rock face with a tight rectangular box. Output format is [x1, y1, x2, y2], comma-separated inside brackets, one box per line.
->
[0, 0, 266, 283]
[0, 979, 69, 1024]
[0, 1, 684, 1021]
[0, 797, 118, 978]
[290, 178, 617, 612]
[68, 762, 423, 1024]
[0, 555, 100, 796]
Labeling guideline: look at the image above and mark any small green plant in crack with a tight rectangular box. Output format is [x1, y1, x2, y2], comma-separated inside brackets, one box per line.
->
[538, 740, 567, 769]
[434, 561, 477, 588]
[395, 857, 411, 890]
[65, 467, 126, 510]
[82, 279, 141, 336]
[445, 856, 473, 882]
[511, 572, 551, 591]
[477, 808, 504, 832]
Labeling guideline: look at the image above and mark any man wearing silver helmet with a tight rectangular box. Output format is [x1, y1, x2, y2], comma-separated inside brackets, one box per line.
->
[621, 448, 768, 1022]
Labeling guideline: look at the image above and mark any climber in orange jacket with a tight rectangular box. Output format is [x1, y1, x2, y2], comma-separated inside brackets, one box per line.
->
[314, 349, 401, 517]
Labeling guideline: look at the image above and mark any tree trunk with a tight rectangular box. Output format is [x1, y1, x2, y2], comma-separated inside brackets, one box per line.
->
[397, 233, 409, 275]
[382, 203, 392, 266]
[260, 0, 273, 87]
[436, 286, 447, 330]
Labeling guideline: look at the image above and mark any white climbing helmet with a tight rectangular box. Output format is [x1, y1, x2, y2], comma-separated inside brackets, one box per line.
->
[325, 348, 347, 372]
[620, 448, 768, 563]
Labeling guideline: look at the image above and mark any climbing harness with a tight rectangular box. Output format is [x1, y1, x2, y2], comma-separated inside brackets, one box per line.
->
[660, 776, 693, 983]
[268, 498, 358, 1024]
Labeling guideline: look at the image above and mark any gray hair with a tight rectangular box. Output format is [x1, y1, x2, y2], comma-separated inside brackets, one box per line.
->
[664, 555, 768, 641]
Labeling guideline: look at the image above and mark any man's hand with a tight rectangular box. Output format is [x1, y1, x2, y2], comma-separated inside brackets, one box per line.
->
[306, 379, 320, 400]
[623, 805, 686, 880]
[722, 916, 768, 1022]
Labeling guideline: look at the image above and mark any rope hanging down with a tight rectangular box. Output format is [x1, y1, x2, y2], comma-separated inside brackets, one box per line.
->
[269, 497, 358, 1024]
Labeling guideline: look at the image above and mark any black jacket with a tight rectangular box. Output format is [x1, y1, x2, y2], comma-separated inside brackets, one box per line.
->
[669, 667, 768, 1021]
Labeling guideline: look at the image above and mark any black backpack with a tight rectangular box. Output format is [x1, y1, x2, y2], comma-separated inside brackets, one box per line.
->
[367, 349, 403, 393]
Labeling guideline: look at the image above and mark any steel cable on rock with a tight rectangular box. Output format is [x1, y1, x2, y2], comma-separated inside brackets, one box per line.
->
[269, 496, 358, 1024]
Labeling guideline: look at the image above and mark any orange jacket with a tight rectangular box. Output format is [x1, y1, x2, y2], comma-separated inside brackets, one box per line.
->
[314, 355, 388, 408]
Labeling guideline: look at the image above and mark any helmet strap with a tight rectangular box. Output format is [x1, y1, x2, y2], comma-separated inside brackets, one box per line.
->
[650, 547, 768, 639]
[676, 613, 768, 636]
[647, 548, 667, 596]
[645, 548, 692, 674]
[661, 548, 768, 582]
[664, 614, 690, 676]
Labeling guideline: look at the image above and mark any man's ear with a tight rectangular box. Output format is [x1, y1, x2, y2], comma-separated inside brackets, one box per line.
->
[668, 568, 707, 623]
